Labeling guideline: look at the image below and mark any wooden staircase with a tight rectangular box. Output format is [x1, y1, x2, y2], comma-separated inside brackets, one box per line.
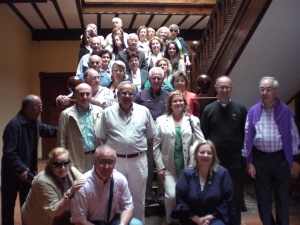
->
[189, 0, 273, 95]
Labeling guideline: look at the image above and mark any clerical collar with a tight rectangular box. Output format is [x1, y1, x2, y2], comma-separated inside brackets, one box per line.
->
[218, 99, 231, 107]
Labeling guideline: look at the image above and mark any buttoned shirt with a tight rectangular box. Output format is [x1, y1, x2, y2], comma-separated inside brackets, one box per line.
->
[76, 53, 92, 75]
[94, 86, 114, 109]
[70, 168, 133, 223]
[99, 103, 156, 154]
[242, 102, 300, 156]
[77, 104, 96, 153]
[134, 88, 169, 121]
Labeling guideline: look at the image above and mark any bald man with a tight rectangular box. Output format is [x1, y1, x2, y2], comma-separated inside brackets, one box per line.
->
[58, 83, 103, 173]
[1, 95, 57, 225]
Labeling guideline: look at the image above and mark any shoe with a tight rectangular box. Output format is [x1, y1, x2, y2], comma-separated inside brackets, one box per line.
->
[145, 199, 156, 206]
[157, 200, 165, 207]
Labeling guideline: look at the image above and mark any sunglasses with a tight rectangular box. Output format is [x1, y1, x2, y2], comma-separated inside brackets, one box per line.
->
[52, 160, 70, 168]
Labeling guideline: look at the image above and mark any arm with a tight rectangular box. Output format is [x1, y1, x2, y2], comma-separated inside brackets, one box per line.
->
[57, 111, 67, 148]
[152, 121, 165, 180]
[2, 121, 28, 175]
[200, 108, 210, 139]
[94, 88, 113, 109]
[291, 116, 300, 155]
[120, 208, 134, 225]
[38, 121, 57, 138]
[56, 95, 71, 107]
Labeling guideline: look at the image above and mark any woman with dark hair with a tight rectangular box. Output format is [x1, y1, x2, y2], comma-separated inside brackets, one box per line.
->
[106, 29, 126, 67]
[21, 147, 85, 225]
[171, 71, 200, 118]
[153, 90, 204, 225]
[171, 140, 236, 225]
[126, 51, 148, 91]
[78, 29, 97, 62]
[164, 41, 186, 74]
[168, 24, 191, 66]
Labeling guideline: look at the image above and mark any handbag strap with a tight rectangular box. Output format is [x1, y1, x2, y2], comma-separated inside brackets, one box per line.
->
[107, 175, 114, 224]
[188, 116, 195, 134]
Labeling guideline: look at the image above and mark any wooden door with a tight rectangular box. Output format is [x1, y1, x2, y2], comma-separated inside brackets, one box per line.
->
[40, 72, 74, 159]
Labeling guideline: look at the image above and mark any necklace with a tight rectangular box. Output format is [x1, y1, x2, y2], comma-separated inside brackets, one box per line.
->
[199, 174, 206, 191]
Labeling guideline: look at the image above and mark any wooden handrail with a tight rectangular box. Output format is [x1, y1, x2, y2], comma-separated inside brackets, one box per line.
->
[189, 0, 272, 94]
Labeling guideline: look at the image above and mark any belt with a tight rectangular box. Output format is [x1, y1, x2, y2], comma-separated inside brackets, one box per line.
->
[84, 150, 95, 154]
[116, 152, 142, 158]
[254, 148, 283, 156]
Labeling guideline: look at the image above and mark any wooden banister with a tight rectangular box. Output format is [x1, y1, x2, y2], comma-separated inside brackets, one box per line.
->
[189, 0, 272, 94]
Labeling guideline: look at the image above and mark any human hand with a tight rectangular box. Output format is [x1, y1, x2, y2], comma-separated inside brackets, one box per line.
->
[157, 169, 166, 180]
[18, 170, 28, 182]
[70, 177, 86, 196]
[57, 95, 70, 106]
[247, 163, 256, 179]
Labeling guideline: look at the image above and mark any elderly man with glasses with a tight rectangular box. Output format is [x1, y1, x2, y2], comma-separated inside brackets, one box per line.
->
[100, 81, 156, 223]
[201, 75, 248, 225]
[1, 95, 57, 225]
[70, 145, 142, 225]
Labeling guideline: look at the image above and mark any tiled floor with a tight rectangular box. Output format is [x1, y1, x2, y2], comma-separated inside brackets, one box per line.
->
[1, 159, 300, 225]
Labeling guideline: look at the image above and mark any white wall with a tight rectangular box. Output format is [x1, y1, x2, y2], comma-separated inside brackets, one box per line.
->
[230, 0, 300, 109]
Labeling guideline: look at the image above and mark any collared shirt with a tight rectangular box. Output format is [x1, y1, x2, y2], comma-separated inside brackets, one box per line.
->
[76, 104, 96, 153]
[130, 69, 142, 91]
[70, 168, 133, 223]
[76, 53, 92, 75]
[99, 102, 156, 154]
[99, 72, 112, 88]
[94, 86, 114, 109]
[134, 88, 169, 121]
[242, 102, 300, 156]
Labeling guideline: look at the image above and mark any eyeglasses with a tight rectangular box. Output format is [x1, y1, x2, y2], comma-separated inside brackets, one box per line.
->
[151, 77, 162, 81]
[90, 76, 100, 80]
[120, 92, 134, 97]
[98, 159, 115, 167]
[33, 105, 43, 111]
[216, 86, 232, 90]
[170, 30, 178, 33]
[52, 160, 70, 168]
[128, 39, 138, 43]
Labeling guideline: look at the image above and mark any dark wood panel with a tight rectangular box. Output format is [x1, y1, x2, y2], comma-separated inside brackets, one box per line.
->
[40, 72, 74, 159]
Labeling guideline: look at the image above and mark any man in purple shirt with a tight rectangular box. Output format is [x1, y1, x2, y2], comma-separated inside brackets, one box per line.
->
[243, 76, 300, 225]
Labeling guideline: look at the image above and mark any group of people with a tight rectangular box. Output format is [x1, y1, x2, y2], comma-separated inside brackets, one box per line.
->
[1, 16, 299, 225]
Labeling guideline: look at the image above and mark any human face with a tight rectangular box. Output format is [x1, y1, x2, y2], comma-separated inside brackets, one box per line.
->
[158, 29, 168, 41]
[260, 78, 277, 108]
[85, 70, 100, 93]
[51, 153, 70, 178]
[114, 36, 122, 48]
[148, 28, 155, 39]
[167, 43, 177, 58]
[94, 149, 116, 182]
[139, 28, 147, 39]
[90, 38, 101, 54]
[29, 97, 43, 121]
[88, 56, 101, 71]
[129, 57, 139, 72]
[151, 40, 161, 54]
[101, 53, 111, 69]
[75, 84, 92, 110]
[128, 36, 138, 51]
[169, 28, 178, 40]
[173, 76, 187, 92]
[197, 144, 213, 167]
[112, 65, 125, 83]
[149, 70, 164, 92]
[118, 84, 135, 108]
[170, 95, 185, 114]
[157, 60, 168, 73]
[87, 24, 98, 35]
[84, 33, 91, 46]
[215, 77, 232, 104]
[112, 19, 122, 29]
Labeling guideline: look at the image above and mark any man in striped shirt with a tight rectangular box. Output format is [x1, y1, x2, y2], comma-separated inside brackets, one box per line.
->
[243, 76, 300, 225]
